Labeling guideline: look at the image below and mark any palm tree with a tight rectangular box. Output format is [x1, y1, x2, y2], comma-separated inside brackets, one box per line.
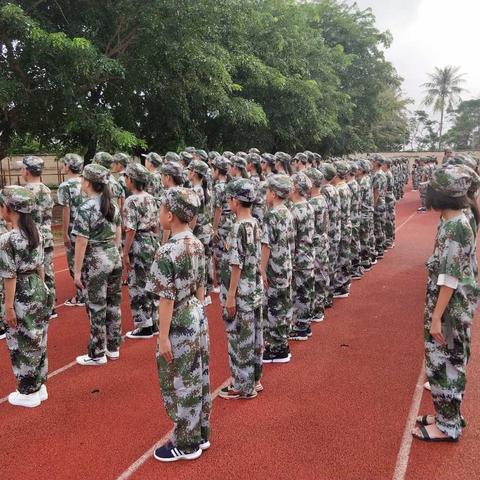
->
[422, 66, 466, 149]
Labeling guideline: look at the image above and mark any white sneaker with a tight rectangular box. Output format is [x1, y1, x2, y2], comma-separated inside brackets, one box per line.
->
[204, 296, 212, 306]
[0, 331, 6, 340]
[423, 381, 431, 391]
[8, 390, 41, 408]
[76, 354, 107, 366]
[106, 350, 120, 360]
[39, 384, 48, 401]
[311, 314, 325, 323]
[212, 287, 220, 294]
[199, 440, 211, 450]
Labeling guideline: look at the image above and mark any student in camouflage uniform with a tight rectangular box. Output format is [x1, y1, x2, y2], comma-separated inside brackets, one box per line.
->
[289, 172, 315, 340]
[261, 153, 277, 177]
[383, 158, 396, 249]
[319, 163, 341, 307]
[144, 152, 164, 205]
[0, 186, 50, 408]
[246, 152, 266, 226]
[413, 165, 480, 442]
[332, 161, 353, 297]
[356, 159, 375, 271]
[73, 164, 122, 365]
[121, 163, 160, 340]
[92, 151, 125, 212]
[371, 155, 387, 259]
[58, 153, 85, 307]
[219, 179, 263, 399]
[19, 156, 56, 317]
[113, 152, 131, 199]
[160, 161, 185, 244]
[0, 216, 8, 340]
[261, 174, 294, 363]
[305, 167, 330, 322]
[146, 187, 211, 462]
[212, 157, 234, 298]
[347, 162, 363, 279]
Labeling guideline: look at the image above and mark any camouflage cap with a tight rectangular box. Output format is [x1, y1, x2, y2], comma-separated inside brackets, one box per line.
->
[429, 165, 476, 197]
[372, 154, 385, 165]
[142, 152, 163, 167]
[356, 158, 371, 173]
[334, 160, 350, 177]
[236, 151, 248, 159]
[160, 161, 183, 177]
[185, 146, 196, 154]
[305, 167, 324, 187]
[294, 153, 308, 164]
[112, 152, 131, 167]
[223, 151, 234, 159]
[249, 147, 261, 155]
[208, 151, 221, 160]
[226, 178, 256, 203]
[0, 185, 35, 213]
[62, 153, 84, 171]
[348, 161, 358, 174]
[82, 164, 110, 185]
[188, 159, 209, 177]
[92, 151, 114, 169]
[165, 151, 180, 163]
[196, 149, 208, 161]
[383, 158, 392, 166]
[291, 172, 313, 196]
[179, 151, 194, 165]
[267, 174, 292, 199]
[247, 152, 262, 167]
[319, 162, 337, 181]
[313, 152, 322, 163]
[304, 150, 314, 161]
[212, 156, 231, 171]
[446, 154, 478, 171]
[275, 151, 292, 162]
[261, 153, 276, 166]
[125, 162, 150, 183]
[230, 155, 247, 170]
[161, 186, 200, 223]
[17, 156, 44, 174]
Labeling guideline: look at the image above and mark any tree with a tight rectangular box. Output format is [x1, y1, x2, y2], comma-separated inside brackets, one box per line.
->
[444, 99, 480, 150]
[421, 65, 466, 150]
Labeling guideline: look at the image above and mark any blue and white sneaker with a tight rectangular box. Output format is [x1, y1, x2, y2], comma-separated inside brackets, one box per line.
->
[289, 328, 309, 341]
[153, 443, 202, 462]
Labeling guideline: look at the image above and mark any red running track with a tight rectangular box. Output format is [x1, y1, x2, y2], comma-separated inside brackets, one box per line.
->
[0, 187, 479, 480]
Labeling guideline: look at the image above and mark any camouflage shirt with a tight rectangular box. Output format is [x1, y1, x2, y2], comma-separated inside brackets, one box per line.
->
[117, 171, 130, 199]
[123, 192, 158, 232]
[0, 218, 7, 235]
[146, 230, 205, 314]
[372, 170, 387, 206]
[321, 183, 341, 243]
[0, 229, 44, 277]
[261, 204, 294, 288]
[192, 184, 211, 226]
[109, 176, 125, 204]
[146, 171, 164, 205]
[212, 180, 234, 237]
[347, 179, 361, 226]
[57, 177, 84, 237]
[336, 182, 352, 234]
[227, 218, 263, 311]
[290, 201, 315, 270]
[358, 175, 374, 214]
[309, 194, 329, 245]
[71, 196, 120, 245]
[24, 183, 54, 249]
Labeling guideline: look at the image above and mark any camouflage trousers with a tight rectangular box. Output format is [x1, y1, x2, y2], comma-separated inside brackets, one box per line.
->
[264, 283, 292, 351]
[5, 273, 50, 394]
[293, 269, 314, 328]
[223, 306, 263, 395]
[334, 228, 352, 292]
[412, 173, 419, 190]
[374, 205, 386, 256]
[128, 233, 159, 329]
[0, 279, 4, 329]
[350, 221, 362, 276]
[385, 198, 396, 247]
[83, 244, 122, 358]
[66, 241, 86, 303]
[214, 231, 230, 306]
[157, 303, 211, 452]
[313, 237, 330, 319]
[327, 236, 340, 306]
[195, 224, 214, 294]
[44, 246, 56, 311]
[359, 213, 374, 268]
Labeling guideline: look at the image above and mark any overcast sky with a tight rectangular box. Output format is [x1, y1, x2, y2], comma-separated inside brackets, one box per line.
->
[350, 0, 480, 114]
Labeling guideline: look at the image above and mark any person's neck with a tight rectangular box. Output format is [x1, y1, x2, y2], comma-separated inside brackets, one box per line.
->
[310, 188, 320, 197]
[170, 223, 190, 236]
[10, 215, 19, 229]
[235, 207, 252, 220]
[66, 172, 79, 180]
[192, 178, 202, 186]
[132, 188, 142, 195]
[26, 177, 41, 184]
[441, 209, 463, 220]
[86, 190, 100, 198]
[271, 198, 285, 208]
[292, 194, 306, 204]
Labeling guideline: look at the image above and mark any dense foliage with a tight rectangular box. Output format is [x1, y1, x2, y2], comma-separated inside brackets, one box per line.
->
[1, 0, 409, 158]
[445, 99, 480, 151]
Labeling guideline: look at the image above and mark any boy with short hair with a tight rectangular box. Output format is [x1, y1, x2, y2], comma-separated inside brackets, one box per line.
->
[219, 179, 264, 399]
[146, 187, 211, 462]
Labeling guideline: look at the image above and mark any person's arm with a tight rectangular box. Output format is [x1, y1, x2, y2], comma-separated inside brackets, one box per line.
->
[62, 207, 71, 248]
[4, 277, 17, 327]
[123, 229, 135, 271]
[226, 265, 241, 318]
[157, 298, 174, 364]
[213, 207, 222, 240]
[73, 235, 88, 290]
[260, 244, 270, 288]
[196, 285, 205, 303]
[430, 285, 454, 344]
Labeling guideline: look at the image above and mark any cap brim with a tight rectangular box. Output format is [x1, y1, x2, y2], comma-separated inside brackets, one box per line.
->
[141, 154, 148, 158]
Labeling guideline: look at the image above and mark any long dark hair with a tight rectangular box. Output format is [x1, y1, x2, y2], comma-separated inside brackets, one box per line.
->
[196, 172, 211, 205]
[276, 158, 292, 176]
[238, 165, 249, 179]
[253, 162, 265, 181]
[425, 185, 468, 211]
[468, 192, 480, 228]
[19, 212, 40, 248]
[91, 181, 115, 222]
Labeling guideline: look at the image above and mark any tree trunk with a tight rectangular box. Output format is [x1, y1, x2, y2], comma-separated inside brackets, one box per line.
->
[438, 98, 445, 150]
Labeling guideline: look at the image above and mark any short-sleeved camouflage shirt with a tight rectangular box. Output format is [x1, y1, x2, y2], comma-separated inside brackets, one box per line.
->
[24, 183, 54, 249]
[57, 177, 84, 236]
[309, 193, 329, 244]
[123, 192, 158, 232]
[212, 180, 234, 236]
[71, 196, 120, 244]
[146, 171, 164, 204]
[290, 201, 315, 270]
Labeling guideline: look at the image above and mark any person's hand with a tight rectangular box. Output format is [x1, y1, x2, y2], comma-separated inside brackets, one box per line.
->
[5, 306, 17, 328]
[430, 315, 445, 345]
[158, 336, 173, 364]
[213, 230, 219, 242]
[226, 294, 236, 318]
[63, 236, 71, 248]
[261, 271, 268, 289]
[74, 274, 84, 290]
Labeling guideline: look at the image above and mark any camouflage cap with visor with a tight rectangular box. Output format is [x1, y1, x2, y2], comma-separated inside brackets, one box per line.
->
[125, 162, 150, 183]
[160, 161, 183, 177]
[429, 165, 477, 197]
[267, 174, 292, 198]
[62, 153, 84, 171]
[112, 152, 131, 167]
[161, 186, 200, 223]
[187, 160, 209, 177]
[226, 178, 256, 203]
[305, 167, 324, 187]
[291, 172, 313, 196]
[82, 164, 110, 185]
[17, 156, 44, 175]
[142, 152, 163, 167]
[0, 185, 35, 214]
[92, 151, 114, 169]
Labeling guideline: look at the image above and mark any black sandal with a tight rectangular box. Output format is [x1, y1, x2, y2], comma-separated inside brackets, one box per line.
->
[412, 425, 458, 443]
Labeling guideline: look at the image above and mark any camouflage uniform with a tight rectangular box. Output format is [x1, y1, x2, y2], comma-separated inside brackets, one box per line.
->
[123, 164, 159, 329]
[357, 162, 375, 269]
[224, 180, 263, 395]
[384, 163, 396, 248]
[92, 152, 125, 207]
[0, 217, 7, 332]
[146, 187, 210, 451]
[347, 173, 362, 277]
[57, 156, 85, 302]
[72, 165, 122, 358]
[290, 173, 315, 330]
[261, 175, 294, 353]
[0, 186, 50, 395]
[371, 163, 387, 257]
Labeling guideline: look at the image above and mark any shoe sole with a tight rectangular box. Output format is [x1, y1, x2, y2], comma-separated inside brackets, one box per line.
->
[333, 294, 349, 299]
[64, 303, 85, 307]
[0, 335, 6, 340]
[8, 399, 41, 408]
[199, 442, 211, 451]
[106, 353, 119, 360]
[154, 449, 202, 462]
[49, 314, 58, 319]
[311, 318, 324, 323]
[289, 336, 309, 341]
[126, 334, 153, 339]
[271, 356, 291, 364]
[76, 358, 107, 366]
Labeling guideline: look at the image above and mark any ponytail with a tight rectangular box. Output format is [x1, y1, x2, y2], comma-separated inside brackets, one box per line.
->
[19, 212, 40, 249]
[91, 181, 115, 222]
[201, 175, 211, 205]
[239, 166, 249, 179]
[468, 192, 480, 230]
[254, 163, 264, 181]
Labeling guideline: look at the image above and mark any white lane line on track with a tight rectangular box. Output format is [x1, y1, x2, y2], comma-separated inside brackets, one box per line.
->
[115, 378, 232, 480]
[392, 363, 425, 480]
[395, 211, 418, 234]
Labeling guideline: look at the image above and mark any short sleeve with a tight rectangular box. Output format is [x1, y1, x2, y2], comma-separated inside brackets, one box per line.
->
[0, 234, 16, 278]
[57, 183, 70, 207]
[213, 184, 223, 209]
[147, 246, 176, 300]
[437, 236, 463, 281]
[261, 212, 273, 246]
[123, 198, 139, 231]
[71, 206, 92, 239]
[229, 223, 244, 269]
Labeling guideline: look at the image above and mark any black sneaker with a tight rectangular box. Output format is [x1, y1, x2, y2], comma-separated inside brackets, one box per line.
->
[153, 442, 202, 462]
[0, 326, 6, 340]
[126, 326, 153, 339]
[50, 309, 58, 319]
[333, 289, 349, 299]
[152, 322, 159, 336]
[263, 347, 291, 364]
[289, 328, 309, 341]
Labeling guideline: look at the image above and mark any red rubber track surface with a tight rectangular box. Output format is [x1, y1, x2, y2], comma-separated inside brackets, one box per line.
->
[0, 187, 478, 480]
